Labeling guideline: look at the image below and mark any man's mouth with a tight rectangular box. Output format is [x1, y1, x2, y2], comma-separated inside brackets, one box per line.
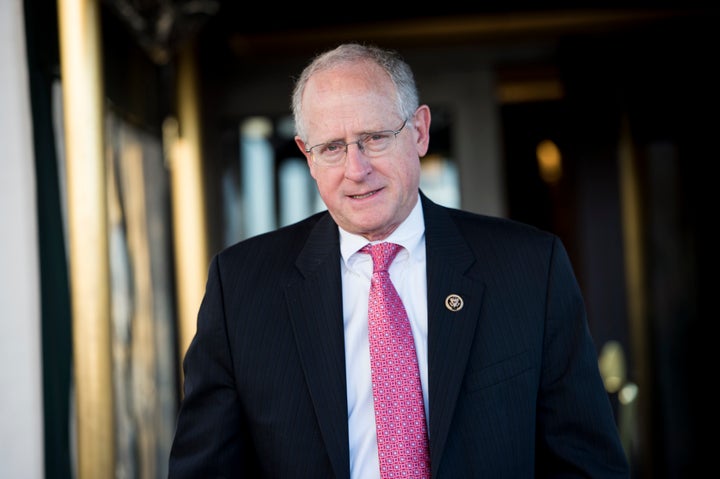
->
[350, 189, 379, 200]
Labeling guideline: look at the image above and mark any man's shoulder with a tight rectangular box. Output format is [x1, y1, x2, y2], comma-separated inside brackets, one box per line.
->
[217, 210, 331, 261]
[420, 191, 551, 241]
[432, 202, 554, 243]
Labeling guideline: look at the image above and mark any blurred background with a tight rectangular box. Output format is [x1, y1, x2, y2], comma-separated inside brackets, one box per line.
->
[2, 1, 714, 477]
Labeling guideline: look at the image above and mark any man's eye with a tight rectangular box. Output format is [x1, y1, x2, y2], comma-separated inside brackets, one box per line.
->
[366, 132, 390, 143]
[324, 143, 344, 153]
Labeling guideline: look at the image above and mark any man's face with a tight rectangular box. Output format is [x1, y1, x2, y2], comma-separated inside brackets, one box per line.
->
[295, 61, 431, 241]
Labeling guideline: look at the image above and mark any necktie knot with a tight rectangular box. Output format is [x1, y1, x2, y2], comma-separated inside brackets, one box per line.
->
[361, 242, 402, 273]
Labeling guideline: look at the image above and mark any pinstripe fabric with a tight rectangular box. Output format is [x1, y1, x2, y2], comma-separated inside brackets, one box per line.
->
[168, 192, 629, 479]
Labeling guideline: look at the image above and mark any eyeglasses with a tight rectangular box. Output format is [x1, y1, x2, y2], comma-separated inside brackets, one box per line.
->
[305, 120, 408, 167]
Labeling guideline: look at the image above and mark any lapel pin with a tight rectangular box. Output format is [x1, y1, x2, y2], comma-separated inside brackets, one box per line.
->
[445, 294, 464, 312]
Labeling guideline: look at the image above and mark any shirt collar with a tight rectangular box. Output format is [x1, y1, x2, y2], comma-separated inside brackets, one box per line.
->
[339, 193, 425, 265]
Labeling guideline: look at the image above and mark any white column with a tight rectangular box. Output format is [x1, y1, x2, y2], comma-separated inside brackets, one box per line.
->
[279, 158, 314, 227]
[241, 117, 276, 238]
[0, 0, 45, 477]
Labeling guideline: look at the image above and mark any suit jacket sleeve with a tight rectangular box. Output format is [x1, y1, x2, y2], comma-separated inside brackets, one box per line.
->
[535, 237, 629, 477]
[168, 254, 258, 477]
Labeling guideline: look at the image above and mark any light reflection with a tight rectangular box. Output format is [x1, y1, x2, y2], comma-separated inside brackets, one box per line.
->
[536, 139, 562, 185]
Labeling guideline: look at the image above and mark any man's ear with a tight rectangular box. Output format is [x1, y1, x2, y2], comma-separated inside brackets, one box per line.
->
[412, 105, 432, 157]
[295, 136, 317, 177]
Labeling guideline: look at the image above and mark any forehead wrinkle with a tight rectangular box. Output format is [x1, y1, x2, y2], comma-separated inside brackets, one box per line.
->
[306, 102, 400, 146]
[302, 62, 398, 144]
[314, 124, 392, 147]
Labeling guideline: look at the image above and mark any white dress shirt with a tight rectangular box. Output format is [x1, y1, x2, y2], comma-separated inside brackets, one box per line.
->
[339, 196, 428, 479]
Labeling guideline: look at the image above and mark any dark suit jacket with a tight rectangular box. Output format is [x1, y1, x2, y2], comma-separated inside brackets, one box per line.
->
[169, 192, 629, 478]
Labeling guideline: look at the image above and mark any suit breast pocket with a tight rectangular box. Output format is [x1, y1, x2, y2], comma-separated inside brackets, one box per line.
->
[464, 350, 533, 392]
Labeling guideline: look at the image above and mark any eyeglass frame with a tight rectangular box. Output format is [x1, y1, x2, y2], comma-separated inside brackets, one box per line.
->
[304, 119, 408, 166]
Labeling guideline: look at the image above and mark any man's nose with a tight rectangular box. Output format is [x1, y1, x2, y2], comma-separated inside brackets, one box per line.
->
[344, 141, 371, 178]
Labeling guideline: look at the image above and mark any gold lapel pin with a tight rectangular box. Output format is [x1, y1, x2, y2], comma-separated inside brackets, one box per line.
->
[445, 294, 464, 312]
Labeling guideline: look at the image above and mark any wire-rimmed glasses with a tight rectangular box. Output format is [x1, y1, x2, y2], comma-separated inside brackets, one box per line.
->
[305, 119, 408, 167]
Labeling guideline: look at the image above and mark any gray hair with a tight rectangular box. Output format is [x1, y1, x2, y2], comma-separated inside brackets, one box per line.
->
[291, 43, 419, 141]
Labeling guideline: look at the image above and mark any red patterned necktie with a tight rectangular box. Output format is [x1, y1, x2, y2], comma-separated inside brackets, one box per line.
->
[361, 242, 431, 479]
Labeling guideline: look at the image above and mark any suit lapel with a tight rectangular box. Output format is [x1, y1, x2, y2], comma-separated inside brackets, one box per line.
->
[421, 194, 485, 477]
[284, 213, 350, 479]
